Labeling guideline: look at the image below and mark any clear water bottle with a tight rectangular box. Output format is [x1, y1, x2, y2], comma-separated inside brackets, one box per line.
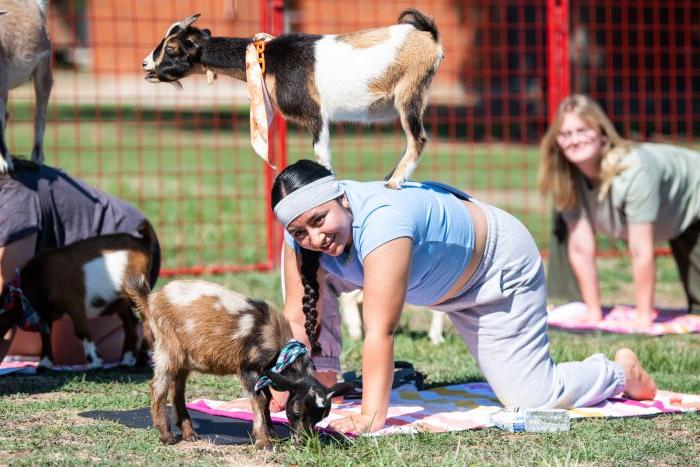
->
[490, 408, 571, 433]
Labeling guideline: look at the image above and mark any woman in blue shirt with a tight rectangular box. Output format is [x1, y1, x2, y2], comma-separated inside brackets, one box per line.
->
[271, 159, 656, 434]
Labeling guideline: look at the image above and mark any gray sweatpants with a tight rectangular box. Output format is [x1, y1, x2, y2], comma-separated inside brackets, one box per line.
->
[307, 199, 626, 409]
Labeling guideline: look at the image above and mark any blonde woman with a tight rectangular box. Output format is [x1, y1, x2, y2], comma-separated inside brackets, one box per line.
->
[539, 94, 700, 327]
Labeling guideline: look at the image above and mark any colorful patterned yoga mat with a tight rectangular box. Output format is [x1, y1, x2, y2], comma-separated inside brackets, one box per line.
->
[185, 383, 700, 436]
[548, 302, 700, 335]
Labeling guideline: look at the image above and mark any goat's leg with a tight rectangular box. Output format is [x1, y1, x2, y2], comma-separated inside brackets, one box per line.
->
[111, 299, 139, 367]
[385, 91, 429, 189]
[31, 55, 53, 165]
[340, 291, 364, 340]
[171, 369, 197, 441]
[150, 370, 177, 444]
[246, 379, 274, 449]
[70, 313, 103, 369]
[428, 310, 445, 345]
[310, 116, 332, 171]
[0, 69, 12, 174]
[38, 328, 54, 369]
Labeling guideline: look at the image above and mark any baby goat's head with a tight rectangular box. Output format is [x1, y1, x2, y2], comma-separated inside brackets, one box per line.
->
[265, 370, 354, 438]
[143, 13, 210, 85]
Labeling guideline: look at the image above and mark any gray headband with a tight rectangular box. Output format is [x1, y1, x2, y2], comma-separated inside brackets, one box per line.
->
[273, 175, 344, 228]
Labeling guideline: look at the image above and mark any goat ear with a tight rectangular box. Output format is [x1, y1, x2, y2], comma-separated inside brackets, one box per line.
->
[326, 381, 355, 399]
[202, 28, 211, 38]
[179, 13, 201, 29]
[264, 371, 297, 391]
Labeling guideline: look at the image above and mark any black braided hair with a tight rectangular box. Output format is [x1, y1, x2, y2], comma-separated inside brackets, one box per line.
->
[271, 160, 334, 356]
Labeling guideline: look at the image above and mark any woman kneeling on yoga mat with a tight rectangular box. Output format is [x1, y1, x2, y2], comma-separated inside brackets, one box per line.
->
[270, 159, 656, 434]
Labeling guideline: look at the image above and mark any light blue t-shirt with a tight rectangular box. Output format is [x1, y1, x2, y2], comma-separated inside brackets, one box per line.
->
[284, 180, 475, 306]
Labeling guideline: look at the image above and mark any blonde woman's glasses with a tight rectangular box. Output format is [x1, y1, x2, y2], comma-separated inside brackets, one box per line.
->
[556, 127, 599, 145]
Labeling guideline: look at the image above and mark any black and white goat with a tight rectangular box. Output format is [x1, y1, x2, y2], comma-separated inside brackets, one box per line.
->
[0, 0, 53, 174]
[142, 10, 443, 188]
[124, 277, 353, 447]
[0, 221, 158, 369]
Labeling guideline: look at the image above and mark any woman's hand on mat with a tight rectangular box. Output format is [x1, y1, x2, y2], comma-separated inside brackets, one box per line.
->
[328, 413, 382, 434]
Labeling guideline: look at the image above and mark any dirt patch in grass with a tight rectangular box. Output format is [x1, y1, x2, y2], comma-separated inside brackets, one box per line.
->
[175, 441, 283, 466]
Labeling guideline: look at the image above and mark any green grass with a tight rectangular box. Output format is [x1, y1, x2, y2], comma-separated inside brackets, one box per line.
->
[3, 103, 699, 464]
[1, 256, 699, 465]
[5, 103, 552, 272]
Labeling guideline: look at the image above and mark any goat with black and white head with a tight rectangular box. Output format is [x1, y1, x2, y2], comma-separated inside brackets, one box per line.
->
[142, 10, 443, 189]
[0, 0, 53, 174]
[124, 277, 354, 448]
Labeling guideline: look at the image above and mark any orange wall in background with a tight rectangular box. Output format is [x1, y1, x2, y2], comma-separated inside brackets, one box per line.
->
[88, 0, 260, 75]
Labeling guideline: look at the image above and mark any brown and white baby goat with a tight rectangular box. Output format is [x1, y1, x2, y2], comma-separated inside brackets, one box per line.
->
[0, 221, 157, 369]
[0, 0, 53, 174]
[142, 9, 443, 188]
[124, 277, 353, 448]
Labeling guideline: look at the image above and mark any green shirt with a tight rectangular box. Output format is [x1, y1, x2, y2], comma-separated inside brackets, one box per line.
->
[563, 143, 700, 241]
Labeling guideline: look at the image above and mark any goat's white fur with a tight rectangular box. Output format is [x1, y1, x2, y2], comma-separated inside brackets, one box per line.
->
[231, 313, 255, 341]
[163, 280, 248, 312]
[82, 251, 129, 319]
[314, 26, 411, 123]
[82, 339, 103, 369]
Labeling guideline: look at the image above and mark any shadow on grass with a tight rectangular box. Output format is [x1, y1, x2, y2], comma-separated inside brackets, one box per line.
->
[0, 366, 153, 396]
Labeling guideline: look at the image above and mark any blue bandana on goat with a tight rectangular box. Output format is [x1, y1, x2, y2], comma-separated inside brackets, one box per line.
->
[1, 274, 49, 334]
[255, 339, 309, 392]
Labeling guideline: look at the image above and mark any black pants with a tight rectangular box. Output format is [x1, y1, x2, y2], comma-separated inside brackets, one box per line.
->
[546, 212, 700, 313]
[669, 220, 700, 313]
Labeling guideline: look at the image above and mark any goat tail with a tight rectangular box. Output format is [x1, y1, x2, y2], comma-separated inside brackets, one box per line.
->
[398, 9, 439, 42]
[124, 274, 152, 321]
[136, 219, 157, 252]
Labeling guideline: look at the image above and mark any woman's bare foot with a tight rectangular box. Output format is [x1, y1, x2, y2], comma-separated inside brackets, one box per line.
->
[614, 348, 657, 400]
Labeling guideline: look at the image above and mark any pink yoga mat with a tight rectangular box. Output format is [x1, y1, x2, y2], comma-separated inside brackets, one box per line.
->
[547, 302, 700, 335]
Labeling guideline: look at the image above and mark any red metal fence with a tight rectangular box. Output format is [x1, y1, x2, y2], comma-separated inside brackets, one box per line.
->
[4, 0, 698, 274]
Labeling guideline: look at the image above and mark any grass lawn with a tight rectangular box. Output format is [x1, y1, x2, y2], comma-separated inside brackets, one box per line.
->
[2, 104, 699, 464]
[1, 256, 698, 465]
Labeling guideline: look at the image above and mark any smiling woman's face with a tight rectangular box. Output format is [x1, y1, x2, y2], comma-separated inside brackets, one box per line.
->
[286, 197, 353, 255]
[556, 112, 605, 167]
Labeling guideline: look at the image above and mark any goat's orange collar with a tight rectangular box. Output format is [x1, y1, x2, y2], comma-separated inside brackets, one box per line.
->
[254, 40, 267, 75]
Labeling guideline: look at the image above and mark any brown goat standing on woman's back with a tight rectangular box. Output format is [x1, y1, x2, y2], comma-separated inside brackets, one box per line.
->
[125, 277, 353, 448]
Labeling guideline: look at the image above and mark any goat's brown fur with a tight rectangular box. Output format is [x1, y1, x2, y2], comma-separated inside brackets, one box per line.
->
[0, 221, 157, 368]
[125, 278, 353, 447]
[337, 27, 391, 49]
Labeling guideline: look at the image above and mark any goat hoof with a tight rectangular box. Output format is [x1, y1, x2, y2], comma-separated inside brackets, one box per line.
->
[181, 431, 199, 442]
[37, 357, 54, 369]
[120, 352, 138, 367]
[254, 438, 273, 450]
[0, 157, 13, 175]
[384, 179, 403, 190]
[160, 434, 178, 445]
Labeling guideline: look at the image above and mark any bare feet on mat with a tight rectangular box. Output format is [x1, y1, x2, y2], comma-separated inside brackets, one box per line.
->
[615, 348, 657, 400]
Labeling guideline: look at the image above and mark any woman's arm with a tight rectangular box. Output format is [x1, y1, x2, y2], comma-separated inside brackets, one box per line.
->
[269, 242, 333, 409]
[627, 223, 656, 325]
[329, 237, 412, 433]
[566, 217, 603, 321]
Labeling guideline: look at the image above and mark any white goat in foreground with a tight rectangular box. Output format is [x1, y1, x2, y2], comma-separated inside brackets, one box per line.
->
[0, 0, 53, 173]
[143, 9, 443, 188]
